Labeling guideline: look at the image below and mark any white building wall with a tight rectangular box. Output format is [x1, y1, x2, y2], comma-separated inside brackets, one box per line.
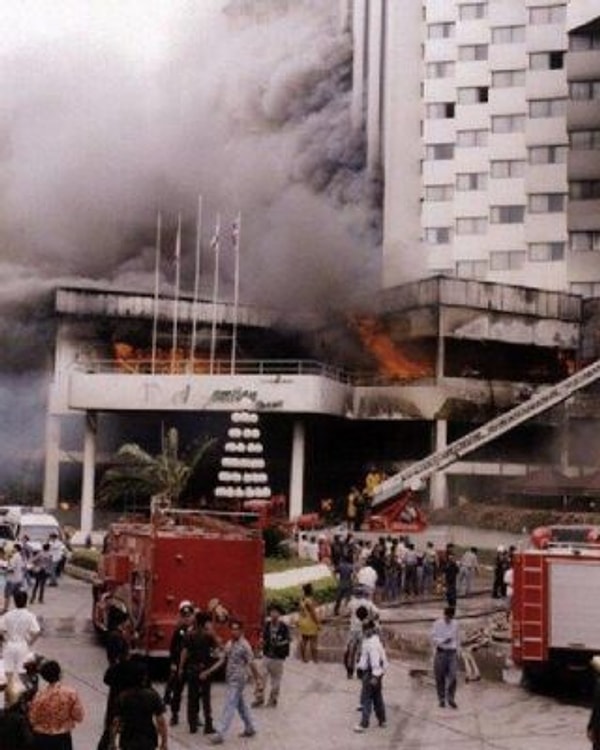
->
[355, 0, 600, 293]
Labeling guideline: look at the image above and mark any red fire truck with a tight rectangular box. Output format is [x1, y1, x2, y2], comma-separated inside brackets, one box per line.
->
[511, 544, 600, 681]
[92, 511, 264, 657]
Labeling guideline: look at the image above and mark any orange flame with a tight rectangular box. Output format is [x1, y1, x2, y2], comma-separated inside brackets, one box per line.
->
[352, 317, 434, 381]
[113, 342, 212, 374]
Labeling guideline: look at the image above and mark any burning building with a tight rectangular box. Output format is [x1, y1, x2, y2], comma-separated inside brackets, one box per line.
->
[44, 275, 600, 532]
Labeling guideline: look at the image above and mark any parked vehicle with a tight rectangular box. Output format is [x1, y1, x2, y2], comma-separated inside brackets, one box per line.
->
[92, 509, 264, 657]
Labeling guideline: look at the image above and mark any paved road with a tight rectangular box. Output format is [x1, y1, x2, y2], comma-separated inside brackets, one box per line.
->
[19, 576, 591, 750]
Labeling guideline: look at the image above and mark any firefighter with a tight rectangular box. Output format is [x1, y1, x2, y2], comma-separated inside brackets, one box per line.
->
[166, 600, 196, 727]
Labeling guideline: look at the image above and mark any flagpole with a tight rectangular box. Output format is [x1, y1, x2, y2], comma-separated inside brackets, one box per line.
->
[230, 211, 241, 374]
[151, 211, 162, 376]
[209, 213, 221, 375]
[190, 195, 203, 372]
[170, 213, 182, 374]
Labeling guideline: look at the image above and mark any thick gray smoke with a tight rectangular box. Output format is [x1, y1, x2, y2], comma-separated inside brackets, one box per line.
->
[0, 0, 378, 484]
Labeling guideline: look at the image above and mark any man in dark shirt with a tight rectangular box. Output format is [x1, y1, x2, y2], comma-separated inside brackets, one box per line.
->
[0, 702, 34, 749]
[253, 604, 290, 707]
[114, 660, 168, 750]
[334, 557, 355, 616]
[444, 553, 460, 609]
[178, 612, 224, 735]
[165, 601, 195, 727]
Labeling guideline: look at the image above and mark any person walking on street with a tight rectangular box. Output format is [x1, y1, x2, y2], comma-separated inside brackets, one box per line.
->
[298, 583, 320, 663]
[210, 619, 262, 744]
[29, 659, 84, 750]
[353, 619, 388, 733]
[0, 590, 41, 686]
[333, 556, 354, 616]
[48, 533, 67, 587]
[431, 606, 460, 709]
[165, 600, 196, 728]
[113, 659, 168, 750]
[3, 544, 26, 612]
[253, 604, 290, 708]
[30, 544, 52, 605]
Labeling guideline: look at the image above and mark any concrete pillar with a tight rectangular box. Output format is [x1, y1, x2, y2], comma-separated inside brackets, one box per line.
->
[366, 0, 384, 174]
[81, 411, 97, 534]
[436, 307, 445, 381]
[430, 419, 449, 510]
[289, 420, 305, 520]
[43, 415, 61, 510]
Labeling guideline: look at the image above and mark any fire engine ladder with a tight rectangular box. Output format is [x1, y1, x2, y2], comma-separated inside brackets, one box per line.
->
[373, 358, 600, 506]
[520, 555, 545, 661]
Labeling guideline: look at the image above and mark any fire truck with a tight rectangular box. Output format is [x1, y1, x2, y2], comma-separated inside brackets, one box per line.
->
[92, 510, 264, 657]
[511, 544, 600, 681]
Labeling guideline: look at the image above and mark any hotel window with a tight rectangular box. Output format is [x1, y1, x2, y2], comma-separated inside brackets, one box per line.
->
[528, 5, 566, 24]
[458, 86, 489, 104]
[490, 251, 526, 270]
[570, 34, 600, 51]
[428, 22, 454, 39]
[570, 232, 600, 251]
[570, 80, 600, 100]
[570, 130, 600, 150]
[456, 217, 488, 235]
[426, 61, 455, 79]
[456, 260, 488, 278]
[425, 185, 454, 201]
[528, 145, 567, 164]
[529, 98, 567, 117]
[425, 143, 454, 160]
[425, 227, 452, 244]
[458, 44, 488, 62]
[492, 26, 526, 44]
[492, 70, 525, 88]
[490, 205, 525, 224]
[491, 114, 525, 133]
[456, 172, 487, 191]
[528, 193, 565, 213]
[425, 102, 455, 119]
[529, 51, 565, 70]
[528, 242, 565, 261]
[456, 129, 488, 147]
[570, 180, 600, 200]
[490, 160, 526, 178]
[459, 3, 487, 20]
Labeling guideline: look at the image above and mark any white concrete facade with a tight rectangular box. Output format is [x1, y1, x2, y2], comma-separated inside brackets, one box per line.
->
[352, 0, 600, 294]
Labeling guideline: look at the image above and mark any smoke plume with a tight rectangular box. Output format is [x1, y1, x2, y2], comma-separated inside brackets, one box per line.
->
[0, 0, 379, 485]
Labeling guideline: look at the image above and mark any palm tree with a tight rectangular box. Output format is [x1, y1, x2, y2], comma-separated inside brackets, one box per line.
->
[98, 427, 217, 509]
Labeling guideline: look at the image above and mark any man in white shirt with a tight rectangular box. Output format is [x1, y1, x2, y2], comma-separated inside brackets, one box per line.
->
[48, 533, 67, 586]
[345, 591, 380, 678]
[0, 589, 41, 683]
[431, 606, 460, 709]
[354, 619, 388, 732]
[458, 547, 479, 597]
[4, 544, 26, 612]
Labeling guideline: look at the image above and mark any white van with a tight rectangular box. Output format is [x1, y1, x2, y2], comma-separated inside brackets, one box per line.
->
[16, 512, 64, 551]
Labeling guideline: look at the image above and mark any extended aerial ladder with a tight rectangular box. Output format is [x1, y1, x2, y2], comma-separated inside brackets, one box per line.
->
[373, 358, 600, 506]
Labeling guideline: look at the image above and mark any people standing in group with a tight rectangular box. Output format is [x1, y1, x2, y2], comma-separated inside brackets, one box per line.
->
[431, 606, 460, 709]
[443, 552, 459, 609]
[492, 546, 510, 599]
[210, 619, 262, 745]
[457, 547, 479, 597]
[165, 601, 196, 729]
[297, 583, 320, 663]
[333, 555, 354, 616]
[0, 590, 41, 687]
[29, 659, 84, 749]
[354, 619, 388, 732]
[253, 604, 290, 709]
[178, 611, 224, 735]
[112, 658, 168, 750]
[48, 533, 67, 587]
[3, 543, 26, 612]
[30, 544, 53, 605]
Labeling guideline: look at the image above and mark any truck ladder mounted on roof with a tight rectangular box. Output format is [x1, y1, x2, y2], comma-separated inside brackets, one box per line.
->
[373, 358, 600, 506]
